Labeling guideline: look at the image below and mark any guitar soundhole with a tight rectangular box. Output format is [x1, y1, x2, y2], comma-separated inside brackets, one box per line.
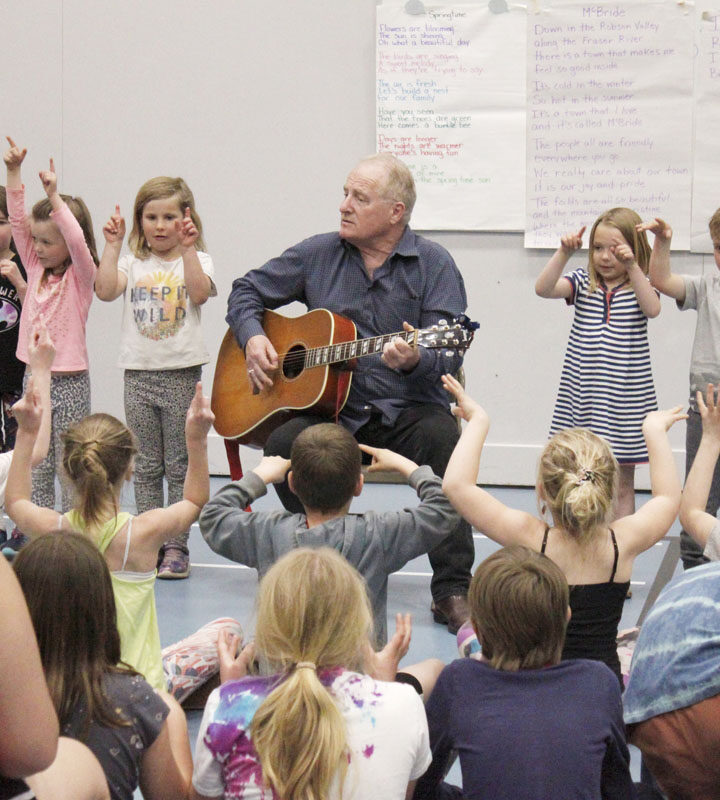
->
[282, 344, 306, 380]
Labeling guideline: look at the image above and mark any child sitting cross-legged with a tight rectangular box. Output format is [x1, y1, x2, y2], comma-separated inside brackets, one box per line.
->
[414, 546, 635, 800]
[199, 422, 459, 645]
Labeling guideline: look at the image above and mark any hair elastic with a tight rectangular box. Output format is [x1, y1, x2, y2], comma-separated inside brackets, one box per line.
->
[576, 468, 596, 485]
[295, 661, 317, 671]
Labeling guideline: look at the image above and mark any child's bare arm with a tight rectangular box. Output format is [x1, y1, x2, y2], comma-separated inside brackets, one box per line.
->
[679, 385, 720, 548]
[535, 227, 584, 299]
[5, 388, 67, 535]
[26, 324, 55, 467]
[618, 407, 686, 554]
[359, 445, 419, 480]
[613, 242, 661, 318]
[178, 209, 212, 305]
[96, 205, 128, 301]
[441, 374, 542, 546]
[638, 218, 686, 301]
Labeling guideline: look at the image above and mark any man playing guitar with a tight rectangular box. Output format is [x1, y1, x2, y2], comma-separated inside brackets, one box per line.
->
[226, 153, 473, 634]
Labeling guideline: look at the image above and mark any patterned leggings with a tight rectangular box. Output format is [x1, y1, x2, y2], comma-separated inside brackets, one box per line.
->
[124, 366, 201, 548]
[26, 371, 91, 511]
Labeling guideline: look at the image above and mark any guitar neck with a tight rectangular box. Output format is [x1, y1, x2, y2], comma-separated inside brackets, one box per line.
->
[305, 329, 417, 368]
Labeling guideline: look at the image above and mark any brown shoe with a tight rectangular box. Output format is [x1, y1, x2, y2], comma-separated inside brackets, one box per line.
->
[431, 595, 470, 635]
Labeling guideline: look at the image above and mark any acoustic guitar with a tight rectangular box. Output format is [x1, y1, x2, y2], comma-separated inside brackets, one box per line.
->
[211, 308, 477, 446]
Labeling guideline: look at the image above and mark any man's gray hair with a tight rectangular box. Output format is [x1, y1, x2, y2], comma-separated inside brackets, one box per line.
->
[359, 152, 416, 224]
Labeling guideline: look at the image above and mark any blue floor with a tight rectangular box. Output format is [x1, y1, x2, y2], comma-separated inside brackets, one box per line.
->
[130, 476, 685, 792]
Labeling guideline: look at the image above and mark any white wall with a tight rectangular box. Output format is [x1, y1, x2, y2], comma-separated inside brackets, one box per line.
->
[5, 0, 704, 486]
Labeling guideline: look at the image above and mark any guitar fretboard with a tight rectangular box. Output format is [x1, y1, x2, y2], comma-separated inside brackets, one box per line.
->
[305, 329, 416, 368]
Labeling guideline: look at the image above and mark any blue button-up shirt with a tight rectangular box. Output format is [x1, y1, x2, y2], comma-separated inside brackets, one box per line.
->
[227, 227, 468, 432]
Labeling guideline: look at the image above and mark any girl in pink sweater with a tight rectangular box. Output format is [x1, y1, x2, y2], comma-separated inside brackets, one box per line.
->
[4, 137, 98, 520]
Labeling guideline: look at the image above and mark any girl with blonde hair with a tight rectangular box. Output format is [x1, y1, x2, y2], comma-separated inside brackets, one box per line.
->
[6, 380, 238, 698]
[535, 206, 659, 519]
[191, 548, 431, 800]
[442, 374, 684, 685]
[3, 137, 98, 520]
[95, 176, 215, 578]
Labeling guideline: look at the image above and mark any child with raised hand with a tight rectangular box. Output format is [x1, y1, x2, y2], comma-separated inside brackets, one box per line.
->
[3, 136, 98, 515]
[414, 546, 634, 800]
[678, 383, 720, 561]
[643, 212, 720, 569]
[0, 323, 54, 538]
[199, 422, 460, 646]
[0, 184, 28, 453]
[191, 547, 431, 800]
[5, 381, 238, 695]
[95, 178, 216, 579]
[441, 373, 684, 686]
[535, 208, 660, 518]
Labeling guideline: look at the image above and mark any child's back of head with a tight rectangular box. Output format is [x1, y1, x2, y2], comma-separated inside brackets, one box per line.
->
[290, 423, 361, 513]
[62, 413, 137, 528]
[469, 545, 569, 671]
[538, 428, 617, 540]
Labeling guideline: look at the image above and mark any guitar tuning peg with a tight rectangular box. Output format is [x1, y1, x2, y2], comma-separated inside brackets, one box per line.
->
[438, 318, 447, 326]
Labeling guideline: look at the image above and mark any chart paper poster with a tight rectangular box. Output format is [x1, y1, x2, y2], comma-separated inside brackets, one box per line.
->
[376, 4, 526, 231]
[692, 5, 720, 252]
[525, 1, 693, 249]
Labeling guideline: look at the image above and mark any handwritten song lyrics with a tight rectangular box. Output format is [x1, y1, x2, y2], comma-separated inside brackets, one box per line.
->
[692, 7, 720, 250]
[377, 5, 526, 231]
[526, 2, 693, 249]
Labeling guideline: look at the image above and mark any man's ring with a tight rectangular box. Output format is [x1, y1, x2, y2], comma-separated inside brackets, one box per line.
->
[248, 369, 255, 375]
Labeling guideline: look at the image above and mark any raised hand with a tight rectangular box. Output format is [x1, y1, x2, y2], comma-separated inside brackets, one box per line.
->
[636, 217, 672, 241]
[12, 377, 42, 435]
[38, 158, 58, 198]
[359, 444, 418, 477]
[27, 323, 55, 373]
[697, 384, 720, 443]
[185, 381, 215, 441]
[560, 226, 586, 254]
[102, 205, 126, 244]
[218, 629, 256, 684]
[611, 240, 637, 269]
[643, 406, 687, 435]
[3, 136, 27, 171]
[176, 207, 199, 250]
[441, 373, 487, 425]
[253, 455, 292, 485]
[365, 613, 412, 681]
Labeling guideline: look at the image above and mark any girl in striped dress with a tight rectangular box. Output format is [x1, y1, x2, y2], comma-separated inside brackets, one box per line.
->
[535, 208, 660, 518]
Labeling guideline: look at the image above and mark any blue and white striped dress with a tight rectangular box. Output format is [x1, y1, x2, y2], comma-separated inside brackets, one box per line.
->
[549, 268, 657, 464]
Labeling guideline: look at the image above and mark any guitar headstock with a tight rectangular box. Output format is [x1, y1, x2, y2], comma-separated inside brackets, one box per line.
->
[416, 315, 479, 353]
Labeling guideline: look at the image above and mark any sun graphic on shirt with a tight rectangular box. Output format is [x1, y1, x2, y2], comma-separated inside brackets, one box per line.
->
[131, 270, 187, 341]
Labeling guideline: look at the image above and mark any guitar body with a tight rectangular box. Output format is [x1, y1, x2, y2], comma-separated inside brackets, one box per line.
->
[211, 308, 357, 446]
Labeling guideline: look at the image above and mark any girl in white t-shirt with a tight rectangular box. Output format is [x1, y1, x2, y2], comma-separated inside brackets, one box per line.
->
[95, 177, 216, 579]
[191, 547, 431, 800]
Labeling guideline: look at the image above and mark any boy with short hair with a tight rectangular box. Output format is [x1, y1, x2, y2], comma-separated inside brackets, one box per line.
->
[645, 211, 720, 568]
[199, 423, 459, 644]
[414, 546, 634, 800]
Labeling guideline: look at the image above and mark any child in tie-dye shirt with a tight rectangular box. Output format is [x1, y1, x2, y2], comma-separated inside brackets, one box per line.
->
[191, 549, 430, 800]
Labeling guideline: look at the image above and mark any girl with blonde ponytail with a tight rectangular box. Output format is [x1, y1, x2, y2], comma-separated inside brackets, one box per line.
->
[5, 382, 233, 695]
[441, 374, 685, 685]
[191, 548, 431, 800]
